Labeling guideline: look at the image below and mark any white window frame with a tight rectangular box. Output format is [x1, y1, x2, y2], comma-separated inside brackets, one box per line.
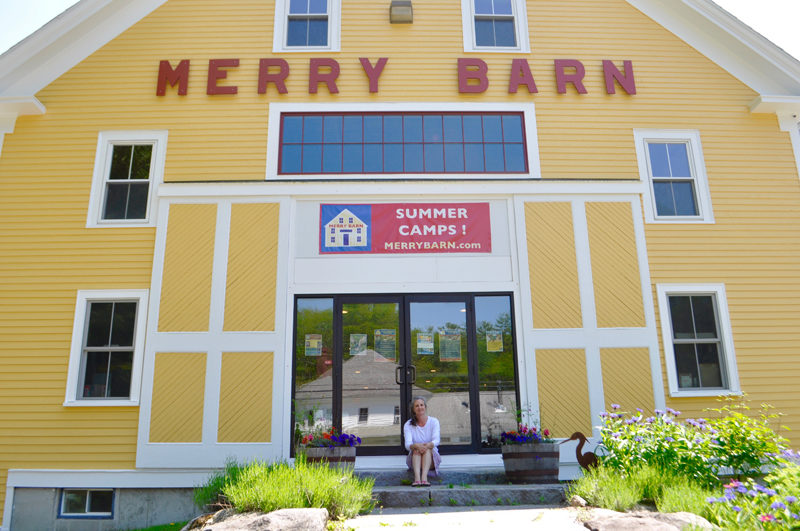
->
[460, 0, 531, 53]
[656, 284, 740, 398]
[59, 489, 114, 518]
[634, 129, 714, 224]
[64, 289, 149, 407]
[273, 0, 341, 53]
[86, 131, 168, 228]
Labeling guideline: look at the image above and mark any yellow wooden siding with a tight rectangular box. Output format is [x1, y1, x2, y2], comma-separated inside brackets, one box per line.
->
[149, 352, 206, 442]
[536, 349, 592, 437]
[600, 348, 655, 414]
[158, 204, 216, 332]
[586, 202, 646, 328]
[526, 202, 582, 329]
[217, 352, 274, 442]
[223, 204, 280, 332]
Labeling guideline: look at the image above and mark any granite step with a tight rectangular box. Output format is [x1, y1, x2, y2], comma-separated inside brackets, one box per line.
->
[372, 484, 567, 508]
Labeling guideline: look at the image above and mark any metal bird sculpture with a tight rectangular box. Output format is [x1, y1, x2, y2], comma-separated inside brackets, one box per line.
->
[562, 431, 599, 470]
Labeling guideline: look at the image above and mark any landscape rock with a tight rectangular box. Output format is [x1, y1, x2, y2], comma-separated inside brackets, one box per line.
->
[569, 495, 587, 507]
[181, 508, 329, 531]
[582, 508, 715, 530]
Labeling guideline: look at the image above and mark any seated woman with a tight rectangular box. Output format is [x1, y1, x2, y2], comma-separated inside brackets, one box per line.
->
[403, 396, 441, 486]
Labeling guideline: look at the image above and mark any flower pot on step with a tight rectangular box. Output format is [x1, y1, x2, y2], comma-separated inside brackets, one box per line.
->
[501, 442, 559, 483]
[301, 446, 356, 471]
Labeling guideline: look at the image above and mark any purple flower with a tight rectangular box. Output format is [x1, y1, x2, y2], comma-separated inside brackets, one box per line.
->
[611, 404, 620, 410]
[712, 439, 720, 445]
[732, 506, 742, 512]
[599, 412, 609, 418]
[737, 486, 748, 494]
[694, 438, 702, 444]
[634, 436, 643, 442]
[646, 417, 655, 423]
[655, 409, 665, 416]
[724, 492, 736, 502]
[636, 408, 643, 413]
[663, 417, 673, 424]
[786, 496, 798, 504]
[612, 432, 621, 438]
[748, 490, 759, 497]
[792, 513, 800, 520]
[706, 497, 717, 504]
[772, 502, 787, 510]
[665, 436, 675, 442]
[767, 489, 778, 496]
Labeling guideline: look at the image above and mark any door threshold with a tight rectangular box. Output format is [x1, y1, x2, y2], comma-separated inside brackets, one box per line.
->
[354, 454, 503, 471]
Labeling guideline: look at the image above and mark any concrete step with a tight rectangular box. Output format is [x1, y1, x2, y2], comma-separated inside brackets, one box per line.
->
[372, 484, 567, 508]
[355, 466, 507, 487]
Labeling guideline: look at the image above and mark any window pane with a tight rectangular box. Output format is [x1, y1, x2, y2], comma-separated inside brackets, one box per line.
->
[672, 181, 698, 216]
[504, 144, 525, 172]
[653, 181, 676, 216]
[283, 116, 304, 143]
[668, 143, 691, 177]
[343, 116, 362, 142]
[484, 143, 504, 172]
[384, 143, 403, 172]
[109, 146, 132, 180]
[403, 115, 423, 142]
[364, 144, 382, 172]
[323, 116, 342, 143]
[443, 116, 463, 142]
[697, 343, 723, 387]
[281, 145, 302, 173]
[494, 20, 517, 47]
[404, 143, 423, 172]
[308, 19, 328, 46]
[303, 116, 323, 142]
[669, 296, 695, 339]
[103, 183, 129, 219]
[87, 303, 113, 347]
[322, 144, 341, 173]
[302, 144, 322, 173]
[474, 0, 493, 14]
[463, 116, 483, 142]
[483, 115, 502, 142]
[342, 144, 363, 172]
[110, 302, 136, 347]
[83, 351, 109, 398]
[465, 143, 484, 171]
[127, 182, 149, 219]
[287, 19, 308, 46]
[444, 144, 465, 172]
[63, 490, 87, 514]
[675, 344, 699, 388]
[130, 145, 152, 180]
[648, 143, 670, 177]
[88, 490, 113, 513]
[502, 115, 522, 142]
[308, 0, 327, 14]
[423, 115, 443, 142]
[364, 116, 382, 142]
[475, 19, 495, 47]
[424, 143, 444, 172]
[384, 116, 402, 142]
[494, 0, 513, 15]
[691, 296, 717, 339]
[289, 0, 309, 14]
[108, 352, 133, 398]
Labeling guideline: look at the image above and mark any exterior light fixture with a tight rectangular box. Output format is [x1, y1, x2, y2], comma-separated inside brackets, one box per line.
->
[390, 0, 413, 23]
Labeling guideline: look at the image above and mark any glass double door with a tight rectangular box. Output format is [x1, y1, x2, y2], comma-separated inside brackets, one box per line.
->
[293, 293, 519, 455]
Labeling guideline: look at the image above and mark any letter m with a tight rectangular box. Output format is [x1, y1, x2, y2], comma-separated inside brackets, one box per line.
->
[157, 60, 190, 96]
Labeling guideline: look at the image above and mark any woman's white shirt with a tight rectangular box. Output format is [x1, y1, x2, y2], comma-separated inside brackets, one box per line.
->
[403, 416, 440, 451]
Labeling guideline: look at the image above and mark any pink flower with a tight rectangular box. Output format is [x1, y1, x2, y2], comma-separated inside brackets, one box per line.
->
[759, 514, 776, 522]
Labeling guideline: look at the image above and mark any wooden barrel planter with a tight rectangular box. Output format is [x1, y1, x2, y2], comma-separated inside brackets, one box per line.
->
[501, 442, 560, 483]
[301, 446, 356, 471]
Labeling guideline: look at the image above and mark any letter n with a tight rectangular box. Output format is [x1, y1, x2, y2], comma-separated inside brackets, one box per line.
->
[157, 60, 189, 96]
[603, 60, 636, 95]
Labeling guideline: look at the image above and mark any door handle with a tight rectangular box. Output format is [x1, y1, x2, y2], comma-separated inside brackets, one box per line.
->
[395, 366, 404, 385]
[408, 365, 417, 384]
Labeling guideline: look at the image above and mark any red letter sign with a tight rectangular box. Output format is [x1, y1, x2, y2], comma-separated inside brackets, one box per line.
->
[458, 58, 489, 93]
[309, 58, 340, 94]
[207, 59, 239, 95]
[554, 59, 588, 94]
[156, 60, 189, 96]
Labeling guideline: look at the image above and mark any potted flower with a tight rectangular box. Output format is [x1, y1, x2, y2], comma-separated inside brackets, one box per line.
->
[297, 425, 361, 471]
[500, 422, 559, 483]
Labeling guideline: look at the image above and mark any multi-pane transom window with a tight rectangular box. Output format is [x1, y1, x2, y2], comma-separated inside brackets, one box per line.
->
[474, 0, 517, 47]
[287, 0, 329, 47]
[667, 295, 725, 389]
[103, 144, 153, 220]
[647, 142, 698, 217]
[279, 112, 528, 175]
[60, 489, 114, 517]
[80, 301, 137, 399]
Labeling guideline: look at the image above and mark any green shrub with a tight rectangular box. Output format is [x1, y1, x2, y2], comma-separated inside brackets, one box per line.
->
[194, 455, 374, 519]
[567, 465, 642, 512]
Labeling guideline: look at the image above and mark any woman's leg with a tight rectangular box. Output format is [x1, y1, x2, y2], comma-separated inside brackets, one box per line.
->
[421, 448, 432, 483]
[412, 452, 422, 483]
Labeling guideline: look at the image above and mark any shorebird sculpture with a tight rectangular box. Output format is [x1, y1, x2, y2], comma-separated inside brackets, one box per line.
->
[562, 431, 599, 470]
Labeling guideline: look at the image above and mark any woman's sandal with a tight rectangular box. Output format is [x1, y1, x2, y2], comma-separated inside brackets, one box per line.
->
[420, 481, 431, 487]
[411, 481, 423, 487]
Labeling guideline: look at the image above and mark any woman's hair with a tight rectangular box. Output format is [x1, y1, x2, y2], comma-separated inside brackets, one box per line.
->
[409, 396, 427, 426]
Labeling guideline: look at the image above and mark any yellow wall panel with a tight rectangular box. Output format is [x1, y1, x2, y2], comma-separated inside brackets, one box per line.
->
[600, 348, 655, 414]
[158, 204, 216, 332]
[224, 204, 280, 332]
[149, 352, 206, 443]
[218, 352, 274, 443]
[526, 202, 582, 329]
[536, 349, 592, 437]
[586, 202, 645, 328]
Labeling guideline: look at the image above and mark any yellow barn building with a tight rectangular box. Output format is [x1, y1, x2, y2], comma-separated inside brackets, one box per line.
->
[1, 0, 800, 528]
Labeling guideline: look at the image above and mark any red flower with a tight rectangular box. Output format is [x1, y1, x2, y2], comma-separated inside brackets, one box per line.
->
[323, 433, 331, 439]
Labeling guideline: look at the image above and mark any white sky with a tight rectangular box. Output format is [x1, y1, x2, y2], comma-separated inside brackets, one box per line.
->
[0, 0, 798, 60]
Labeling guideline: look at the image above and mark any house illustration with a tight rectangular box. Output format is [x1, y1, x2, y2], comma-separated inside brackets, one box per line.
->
[324, 208, 368, 247]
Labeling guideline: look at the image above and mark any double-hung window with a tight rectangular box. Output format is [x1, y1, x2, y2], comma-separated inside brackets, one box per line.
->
[87, 131, 167, 228]
[274, 0, 341, 52]
[657, 284, 740, 397]
[461, 0, 530, 53]
[65, 290, 148, 406]
[634, 130, 713, 223]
